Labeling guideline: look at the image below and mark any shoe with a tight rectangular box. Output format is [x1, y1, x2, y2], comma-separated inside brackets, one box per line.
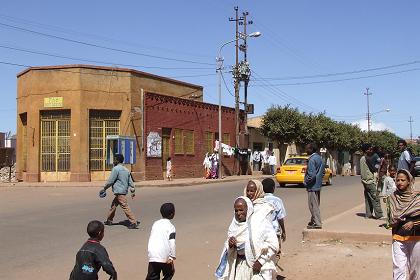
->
[104, 220, 113, 226]
[307, 224, 322, 229]
[307, 221, 315, 226]
[127, 223, 138, 229]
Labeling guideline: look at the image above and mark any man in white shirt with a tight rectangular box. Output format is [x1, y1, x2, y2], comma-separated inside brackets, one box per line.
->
[146, 203, 176, 280]
[268, 152, 277, 176]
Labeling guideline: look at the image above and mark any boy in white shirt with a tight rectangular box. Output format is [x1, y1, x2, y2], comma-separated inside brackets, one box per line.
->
[146, 203, 176, 280]
[380, 165, 397, 200]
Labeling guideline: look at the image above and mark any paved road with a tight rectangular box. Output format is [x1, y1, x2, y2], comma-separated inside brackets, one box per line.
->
[0, 176, 364, 279]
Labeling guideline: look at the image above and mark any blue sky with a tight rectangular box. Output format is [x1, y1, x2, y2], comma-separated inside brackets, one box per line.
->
[1, 0, 419, 139]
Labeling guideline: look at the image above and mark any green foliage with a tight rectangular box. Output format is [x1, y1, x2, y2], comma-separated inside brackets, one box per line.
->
[261, 105, 398, 154]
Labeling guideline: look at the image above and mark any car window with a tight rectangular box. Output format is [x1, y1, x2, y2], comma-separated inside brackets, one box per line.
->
[284, 158, 308, 165]
[414, 157, 420, 162]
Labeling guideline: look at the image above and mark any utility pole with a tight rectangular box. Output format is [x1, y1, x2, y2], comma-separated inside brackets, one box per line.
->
[409, 116, 414, 142]
[364, 88, 372, 133]
[229, 7, 243, 150]
[241, 11, 253, 135]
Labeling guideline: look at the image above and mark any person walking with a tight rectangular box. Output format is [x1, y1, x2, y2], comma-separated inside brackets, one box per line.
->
[146, 203, 176, 280]
[102, 154, 139, 229]
[252, 151, 262, 172]
[303, 143, 324, 229]
[360, 143, 383, 219]
[215, 196, 279, 280]
[166, 157, 172, 181]
[268, 152, 277, 176]
[389, 169, 420, 280]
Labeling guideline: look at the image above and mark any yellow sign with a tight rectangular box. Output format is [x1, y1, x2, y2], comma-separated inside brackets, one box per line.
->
[44, 97, 63, 108]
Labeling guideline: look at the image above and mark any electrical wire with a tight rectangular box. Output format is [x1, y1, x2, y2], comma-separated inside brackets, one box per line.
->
[0, 45, 214, 70]
[253, 60, 420, 81]
[0, 14, 214, 60]
[251, 67, 420, 86]
[0, 22, 214, 66]
[220, 71, 235, 97]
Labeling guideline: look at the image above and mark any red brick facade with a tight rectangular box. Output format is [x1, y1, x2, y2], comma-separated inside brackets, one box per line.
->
[144, 92, 239, 180]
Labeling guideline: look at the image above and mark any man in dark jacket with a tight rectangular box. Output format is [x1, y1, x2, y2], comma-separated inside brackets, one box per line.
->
[304, 143, 325, 229]
[70, 220, 117, 280]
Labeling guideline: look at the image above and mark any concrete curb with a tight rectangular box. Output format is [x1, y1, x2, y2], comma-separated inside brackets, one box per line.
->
[0, 175, 271, 188]
[302, 203, 391, 244]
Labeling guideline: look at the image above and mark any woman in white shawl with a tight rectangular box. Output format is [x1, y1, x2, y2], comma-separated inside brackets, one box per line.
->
[216, 196, 279, 280]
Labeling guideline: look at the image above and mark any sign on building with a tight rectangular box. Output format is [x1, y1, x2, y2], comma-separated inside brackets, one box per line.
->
[44, 97, 63, 108]
[147, 132, 162, 158]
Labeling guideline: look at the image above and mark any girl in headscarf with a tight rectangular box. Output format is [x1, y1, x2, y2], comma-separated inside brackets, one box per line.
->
[244, 180, 274, 222]
[216, 196, 279, 280]
[389, 169, 420, 280]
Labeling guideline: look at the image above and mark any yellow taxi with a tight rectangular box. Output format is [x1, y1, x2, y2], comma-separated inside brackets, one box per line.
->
[275, 155, 333, 187]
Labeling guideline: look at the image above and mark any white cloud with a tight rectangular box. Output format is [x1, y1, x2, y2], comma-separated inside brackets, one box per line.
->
[352, 119, 394, 132]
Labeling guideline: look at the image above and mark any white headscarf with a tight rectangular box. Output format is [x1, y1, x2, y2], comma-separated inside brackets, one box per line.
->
[228, 196, 254, 243]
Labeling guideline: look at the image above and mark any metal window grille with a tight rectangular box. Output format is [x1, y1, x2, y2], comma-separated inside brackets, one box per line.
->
[204, 132, 213, 155]
[184, 130, 194, 155]
[89, 111, 120, 171]
[40, 111, 71, 172]
[174, 129, 183, 154]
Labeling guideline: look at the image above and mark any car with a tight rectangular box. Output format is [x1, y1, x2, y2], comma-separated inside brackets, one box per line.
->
[275, 156, 333, 187]
[414, 157, 420, 177]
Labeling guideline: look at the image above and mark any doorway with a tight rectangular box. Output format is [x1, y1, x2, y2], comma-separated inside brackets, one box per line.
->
[162, 128, 171, 179]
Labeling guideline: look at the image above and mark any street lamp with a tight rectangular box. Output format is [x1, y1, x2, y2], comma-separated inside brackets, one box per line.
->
[367, 108, 391, 132]
[216, 31, 261, 179]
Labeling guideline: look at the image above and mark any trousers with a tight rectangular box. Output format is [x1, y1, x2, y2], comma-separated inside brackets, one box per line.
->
[392, 240, 420, 280]
[362, 182, 383, 218]
[308, 190, 321, 226]
[107, 194, 137, 224]
[145, 262, 174, 280]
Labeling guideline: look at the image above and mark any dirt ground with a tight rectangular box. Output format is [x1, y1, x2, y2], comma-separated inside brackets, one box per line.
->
[279, 240, 392, 280]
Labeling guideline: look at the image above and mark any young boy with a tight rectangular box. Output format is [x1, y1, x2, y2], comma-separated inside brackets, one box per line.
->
[146, 203, 176, 280]
[262, 178, 287, 248]
[70, 220, 117, 280]
[381, 165, 397, 200]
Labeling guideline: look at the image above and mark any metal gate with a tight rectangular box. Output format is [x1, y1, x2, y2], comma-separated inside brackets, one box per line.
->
[89, 111, 120, 174]
[40, 111, 71, 181]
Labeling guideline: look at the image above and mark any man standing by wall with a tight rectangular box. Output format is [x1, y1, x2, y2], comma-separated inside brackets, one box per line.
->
[304, 143, 324, 229]
[360, 143, 383, 219]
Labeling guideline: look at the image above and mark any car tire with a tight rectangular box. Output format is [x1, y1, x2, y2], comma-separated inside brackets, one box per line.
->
[326, 176, 332, 186]
[279, 183, 286, 188]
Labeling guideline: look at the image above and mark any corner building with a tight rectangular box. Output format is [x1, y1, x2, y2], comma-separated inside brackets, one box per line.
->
[16, 65, 239, 182]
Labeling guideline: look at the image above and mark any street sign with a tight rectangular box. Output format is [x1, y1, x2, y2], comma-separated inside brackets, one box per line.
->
[246, 104, 254, 114]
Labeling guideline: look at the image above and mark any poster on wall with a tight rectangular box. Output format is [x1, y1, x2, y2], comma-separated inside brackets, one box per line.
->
[147, 132, 162, 158]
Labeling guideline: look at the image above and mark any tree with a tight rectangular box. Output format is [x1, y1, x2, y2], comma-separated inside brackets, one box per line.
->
[261, 105, 304, 144]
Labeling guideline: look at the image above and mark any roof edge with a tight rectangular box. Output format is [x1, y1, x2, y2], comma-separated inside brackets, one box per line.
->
[16, 64, 203, 89]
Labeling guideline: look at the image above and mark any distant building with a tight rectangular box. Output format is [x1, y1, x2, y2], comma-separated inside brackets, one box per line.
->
[16, 65, 238, 182]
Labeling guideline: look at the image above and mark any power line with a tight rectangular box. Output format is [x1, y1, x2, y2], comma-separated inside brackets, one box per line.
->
[0, 44, 214, 70]
[250, 67, 420, 86]
[253, 60, 420, 81]
[251, 69, 322, 113]
[0, 13, 214, 60]
[0, 21, 214, 66]
[220, 71, 235, 97]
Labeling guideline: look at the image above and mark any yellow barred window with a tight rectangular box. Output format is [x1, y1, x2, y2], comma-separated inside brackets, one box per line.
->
[174, 129, 183, 154]
[223, 133, 230, 146]
[184, 130, 194, 155]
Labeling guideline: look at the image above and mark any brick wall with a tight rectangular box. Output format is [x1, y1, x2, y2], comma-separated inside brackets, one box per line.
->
[144, 92, 238, 180]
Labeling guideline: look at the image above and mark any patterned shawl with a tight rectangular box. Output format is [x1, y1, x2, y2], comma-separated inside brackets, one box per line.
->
[389, 169, 420, 225]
